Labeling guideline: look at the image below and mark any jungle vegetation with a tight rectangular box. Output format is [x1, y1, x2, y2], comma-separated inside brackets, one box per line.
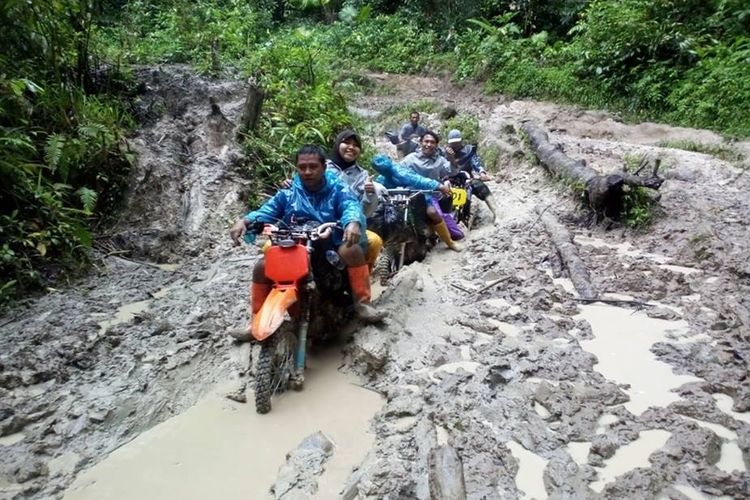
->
[1, 0, 748, 305]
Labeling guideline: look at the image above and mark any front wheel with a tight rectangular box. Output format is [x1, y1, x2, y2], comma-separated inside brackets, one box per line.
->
[254, 323, 298, 414]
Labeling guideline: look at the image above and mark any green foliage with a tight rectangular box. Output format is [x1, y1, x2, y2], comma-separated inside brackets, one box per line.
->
[657, 139, 744, 162]
[665, 38, 750, 137]
[326, 14, 440, 73]
[1, 1, 135, 306]
[442, 114, 480, 145]
[97, 0, 273, 73]
[622, 187, 657, 228]
[450, 0, 750, 136]
[239, 27, 358, 206]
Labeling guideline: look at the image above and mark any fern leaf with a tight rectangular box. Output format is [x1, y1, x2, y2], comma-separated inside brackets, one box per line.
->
[44, 134, 66, 169]
[467, 18, 498, 35]
[75, 187, 98, 215]
[78, 123, 108, 138]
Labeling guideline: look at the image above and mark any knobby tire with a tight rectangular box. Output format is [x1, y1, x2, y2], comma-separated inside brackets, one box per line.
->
[254, 324, 297, 414]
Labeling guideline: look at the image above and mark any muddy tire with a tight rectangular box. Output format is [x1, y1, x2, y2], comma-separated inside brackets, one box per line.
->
[376, 251, 392, 286]
[255, 342, 273, 414]
[254, 324, 297, 414]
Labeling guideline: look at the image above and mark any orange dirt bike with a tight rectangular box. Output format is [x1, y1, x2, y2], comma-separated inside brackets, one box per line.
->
[247, 220, 353, 414]
[369, 189, 440, 286]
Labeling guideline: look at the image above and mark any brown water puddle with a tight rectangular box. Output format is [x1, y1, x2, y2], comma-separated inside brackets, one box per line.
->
[64, 350, 382, 499]
[575, 303, 703, 415]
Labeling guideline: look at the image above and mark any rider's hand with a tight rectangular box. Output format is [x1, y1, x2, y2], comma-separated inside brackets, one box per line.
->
[343, 222, 361, 247]
[364, 176, 375, 194]
[445, 146, 455, 158]
[479, 172, 491, 182]
[439, 183, 452, 196]
[280, 177, 292, 189]
[229, 219, 247, 246]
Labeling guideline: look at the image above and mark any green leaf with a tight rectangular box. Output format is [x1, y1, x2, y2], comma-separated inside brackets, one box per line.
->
[45, 134, 66, 170]
[72, 223, 93, 247]
[75, 187, 98, 215]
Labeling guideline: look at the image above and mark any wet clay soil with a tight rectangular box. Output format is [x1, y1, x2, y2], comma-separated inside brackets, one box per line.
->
[1, 67, 749, 499]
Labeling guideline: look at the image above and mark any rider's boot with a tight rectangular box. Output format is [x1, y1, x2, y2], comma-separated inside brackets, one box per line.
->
[347, 265, 388, 323]
[432, 220, 463, 252]
[227, 282, 272, 341]
[485, 197, 499, 222]
[365, 230, 383, 273]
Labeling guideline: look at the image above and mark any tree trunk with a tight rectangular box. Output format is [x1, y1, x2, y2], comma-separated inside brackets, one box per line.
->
[522, 121, 663, 221]
[538, 208, 597, 300]
[237, 79, 265, 137]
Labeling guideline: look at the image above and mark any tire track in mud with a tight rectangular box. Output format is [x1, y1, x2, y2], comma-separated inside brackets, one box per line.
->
[1, 68, 749, 499]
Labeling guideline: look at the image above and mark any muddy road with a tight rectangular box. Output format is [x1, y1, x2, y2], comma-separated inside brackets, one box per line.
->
[1, 66, 749, 499]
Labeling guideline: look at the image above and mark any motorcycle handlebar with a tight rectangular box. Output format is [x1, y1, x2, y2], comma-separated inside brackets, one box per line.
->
[247, 221, 341, 241]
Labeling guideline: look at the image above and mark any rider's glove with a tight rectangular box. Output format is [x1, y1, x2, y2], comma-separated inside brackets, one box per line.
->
[243, 220, 265, 244]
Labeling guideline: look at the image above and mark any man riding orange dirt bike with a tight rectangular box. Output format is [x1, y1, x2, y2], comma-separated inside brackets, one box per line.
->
[228, 145, 386, 413]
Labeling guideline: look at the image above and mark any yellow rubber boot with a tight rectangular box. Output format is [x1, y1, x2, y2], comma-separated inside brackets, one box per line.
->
[365, 230, 383, 271]
[431, 220, 463, 252]
[347, 265, 387, 323]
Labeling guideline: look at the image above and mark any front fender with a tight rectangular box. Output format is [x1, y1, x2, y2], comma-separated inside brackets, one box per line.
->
[251, 287, 298, 342]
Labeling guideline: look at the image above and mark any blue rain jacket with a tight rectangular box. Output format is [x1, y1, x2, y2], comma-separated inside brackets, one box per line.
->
[371, 154, 440, 191]
[243, 170, 367, 246]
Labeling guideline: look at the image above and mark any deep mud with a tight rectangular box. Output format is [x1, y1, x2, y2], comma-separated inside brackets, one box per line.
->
[1, 67, 749, 499]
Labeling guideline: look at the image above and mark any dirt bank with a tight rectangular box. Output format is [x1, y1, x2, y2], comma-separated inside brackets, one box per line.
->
[1, 67, 749, 499]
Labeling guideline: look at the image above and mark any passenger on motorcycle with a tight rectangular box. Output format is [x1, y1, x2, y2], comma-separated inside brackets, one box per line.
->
[397, 110, 427, 157]
[399, 131, 463, 252]
[373, 145, 462, 252]
[229, 145, 386, 337]
[443, 129, 499, 222]
[326, 130, 384, 268]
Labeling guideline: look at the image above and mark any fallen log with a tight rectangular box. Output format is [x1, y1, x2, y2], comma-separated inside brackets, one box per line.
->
[538, 208, 597, 300]
[428, 446, 467, 500]
[522, 121, 663, 221]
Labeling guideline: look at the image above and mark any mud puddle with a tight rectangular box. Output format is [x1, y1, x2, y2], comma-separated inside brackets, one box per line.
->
[576, 302, 702, 415]
[590, 429, 671, 492]
[95, 299, 152, 335]
[64, 349, 382, 499]
[506, 441, 548, 499]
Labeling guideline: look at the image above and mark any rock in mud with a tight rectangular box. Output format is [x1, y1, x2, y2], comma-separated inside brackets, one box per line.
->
[271, 431, 334, 499]
[225, 382, 247, 403]
[347, 326, 390, 374]
[13, 460, 49, 483]
[590, 434, 619, 461]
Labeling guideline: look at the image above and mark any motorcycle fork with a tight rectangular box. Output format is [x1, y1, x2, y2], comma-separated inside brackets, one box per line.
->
[294, 283, 313, 372]
[294, 245, 315, 373]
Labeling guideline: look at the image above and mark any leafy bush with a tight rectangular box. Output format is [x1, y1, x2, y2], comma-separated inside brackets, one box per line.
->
[98, 0, 273, 72]
[665, 38, 750, 137]
[239, 28, 358, 204]
[0, 0, 135, 306]
[622, 187, 658, 228]
[0, 75, 133, 305]
[451, 1, 750, 136]
[326, 14, 440, 73]
[442, 114, 480, 145]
